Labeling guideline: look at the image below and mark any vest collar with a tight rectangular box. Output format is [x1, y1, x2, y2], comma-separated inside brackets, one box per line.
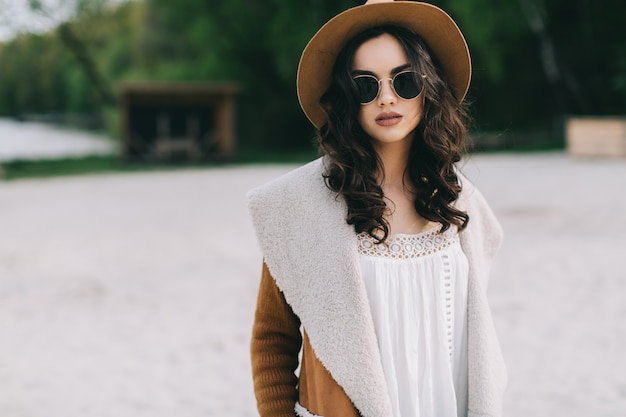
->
[248, 157, 394, 417]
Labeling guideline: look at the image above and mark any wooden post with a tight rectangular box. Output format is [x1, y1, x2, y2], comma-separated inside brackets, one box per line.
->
[216, 94, 236, 154]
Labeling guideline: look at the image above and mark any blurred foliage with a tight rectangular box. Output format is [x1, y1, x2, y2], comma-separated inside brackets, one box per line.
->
[442, 0, 626, 132]
[0, 0, 624, 151]
[0, 0, 139, 116]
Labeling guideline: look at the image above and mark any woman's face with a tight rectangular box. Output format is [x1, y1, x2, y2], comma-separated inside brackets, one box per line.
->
[352, 33, 424, 149]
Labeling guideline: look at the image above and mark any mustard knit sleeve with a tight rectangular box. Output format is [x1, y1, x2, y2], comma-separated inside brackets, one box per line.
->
[251, 262, 302, 417]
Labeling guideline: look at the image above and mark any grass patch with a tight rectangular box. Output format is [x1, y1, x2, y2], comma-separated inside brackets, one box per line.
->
[1, 155, 122, 180]
[236, 148, 318, 164]
[0, 148, 320, 181]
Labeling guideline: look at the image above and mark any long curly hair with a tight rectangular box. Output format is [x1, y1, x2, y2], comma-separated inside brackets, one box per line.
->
[318, 25, 470, 243]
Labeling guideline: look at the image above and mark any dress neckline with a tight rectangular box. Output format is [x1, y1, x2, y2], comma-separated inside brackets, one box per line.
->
[357, 226, 459, 260]
[389, 225, 442, 239]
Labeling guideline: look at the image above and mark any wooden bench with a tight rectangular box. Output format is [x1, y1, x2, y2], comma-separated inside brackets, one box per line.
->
[566, 117, 626, 157]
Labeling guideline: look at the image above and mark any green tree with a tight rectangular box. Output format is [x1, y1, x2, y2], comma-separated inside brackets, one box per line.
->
[0, 1, 142, 119]
[441, 0, 626, 131]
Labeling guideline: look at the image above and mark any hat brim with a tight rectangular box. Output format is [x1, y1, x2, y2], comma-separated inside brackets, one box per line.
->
[297, 1, 471, 130]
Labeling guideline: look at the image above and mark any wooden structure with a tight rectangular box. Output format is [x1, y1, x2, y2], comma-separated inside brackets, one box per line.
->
[119, 82, 239, 162]
[566, 116, 626, 157]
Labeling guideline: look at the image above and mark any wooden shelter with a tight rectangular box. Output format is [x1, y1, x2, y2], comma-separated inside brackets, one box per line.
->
[119, 82, 239, 162]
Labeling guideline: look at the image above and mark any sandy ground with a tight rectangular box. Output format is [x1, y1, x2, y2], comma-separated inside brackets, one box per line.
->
[0, 119, 114, 162]
[0, 152, 625, 417]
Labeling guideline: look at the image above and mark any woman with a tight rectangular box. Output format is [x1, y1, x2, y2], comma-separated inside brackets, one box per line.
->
[248, 1, 507, 417]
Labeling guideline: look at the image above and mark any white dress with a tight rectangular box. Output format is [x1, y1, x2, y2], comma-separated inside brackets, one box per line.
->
[357, 226, 469, 417]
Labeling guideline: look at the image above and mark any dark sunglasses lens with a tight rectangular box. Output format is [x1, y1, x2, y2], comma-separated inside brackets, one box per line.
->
[393, 72, 422, 99]
[354, 77, 379, 103]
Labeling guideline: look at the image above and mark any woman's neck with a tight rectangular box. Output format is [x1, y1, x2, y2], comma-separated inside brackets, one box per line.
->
[374, 139, 412, 188]
[373, 135, 436, 235]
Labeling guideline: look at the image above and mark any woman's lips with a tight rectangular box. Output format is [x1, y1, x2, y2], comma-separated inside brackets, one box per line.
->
[375, 112, 402, 126]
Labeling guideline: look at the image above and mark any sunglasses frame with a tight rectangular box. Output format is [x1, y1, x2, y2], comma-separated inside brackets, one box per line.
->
[352, 71, 427, 104]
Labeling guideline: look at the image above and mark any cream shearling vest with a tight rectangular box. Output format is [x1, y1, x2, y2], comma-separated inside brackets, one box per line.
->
[247, 157, 507, 417]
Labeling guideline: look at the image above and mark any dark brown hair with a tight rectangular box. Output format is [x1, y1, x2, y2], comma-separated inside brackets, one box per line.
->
[318, 25, 470, 242]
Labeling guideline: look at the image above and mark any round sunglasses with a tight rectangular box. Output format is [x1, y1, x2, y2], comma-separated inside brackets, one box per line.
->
[352, 71, 426, 104]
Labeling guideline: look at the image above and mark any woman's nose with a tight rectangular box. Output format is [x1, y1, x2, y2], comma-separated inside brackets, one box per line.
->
[377, 78, 397, 105]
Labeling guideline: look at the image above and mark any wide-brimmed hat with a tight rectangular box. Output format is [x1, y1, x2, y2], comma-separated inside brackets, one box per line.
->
[297, 0, 471, 129]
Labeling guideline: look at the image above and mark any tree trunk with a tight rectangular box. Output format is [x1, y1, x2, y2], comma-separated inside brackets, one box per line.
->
[57, 21, 116, 108]
[519, 0, 588, 113]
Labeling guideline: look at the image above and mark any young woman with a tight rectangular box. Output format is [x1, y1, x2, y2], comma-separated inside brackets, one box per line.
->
[248, 1, 507, 417]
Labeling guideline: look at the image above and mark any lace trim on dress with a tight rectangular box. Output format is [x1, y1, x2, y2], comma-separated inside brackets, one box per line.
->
[357, 226, 459, 260]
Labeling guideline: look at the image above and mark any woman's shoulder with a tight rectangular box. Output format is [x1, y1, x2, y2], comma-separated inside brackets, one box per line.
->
[455, 169, 504, 254]
[250, 156, 324, 192]
[247, 156, 329, 211]
[247, 155, 349, 253]
[455, 169, 486, 210]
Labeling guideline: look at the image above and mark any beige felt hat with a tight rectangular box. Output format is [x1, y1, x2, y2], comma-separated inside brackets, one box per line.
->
[296, 0, 471, 129]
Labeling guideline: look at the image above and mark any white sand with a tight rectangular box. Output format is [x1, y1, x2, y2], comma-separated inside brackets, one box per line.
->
[0, 153, 624, 417]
